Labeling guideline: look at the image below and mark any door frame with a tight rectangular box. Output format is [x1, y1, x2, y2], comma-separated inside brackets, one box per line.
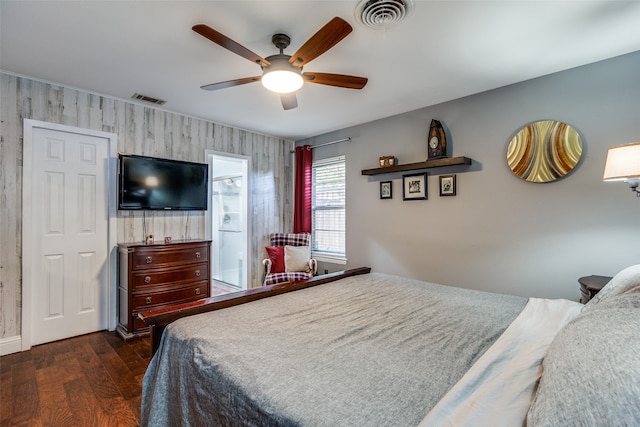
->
[205, 150, 251, 290]
[21, 119, 118, 351]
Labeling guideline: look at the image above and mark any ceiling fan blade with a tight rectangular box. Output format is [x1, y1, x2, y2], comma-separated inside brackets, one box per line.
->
[280, 93, 298, 110]
[200, 76, 261, 91]
[289, 17, 352, 67]
[193, 24, 270, 67]
[303, 72, 368, 89]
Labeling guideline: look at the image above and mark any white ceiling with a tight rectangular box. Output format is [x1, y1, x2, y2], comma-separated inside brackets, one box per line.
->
[2, 1, 639, 140]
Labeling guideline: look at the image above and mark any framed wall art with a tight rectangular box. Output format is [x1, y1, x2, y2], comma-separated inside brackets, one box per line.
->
[506, 120, 582, 183]
[403, 173, 427, 200]
[439, 175, 456, 196]
[380, 181, 392, 199]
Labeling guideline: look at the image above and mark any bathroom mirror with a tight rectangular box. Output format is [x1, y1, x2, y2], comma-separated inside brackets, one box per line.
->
[506, 120, 582, 183]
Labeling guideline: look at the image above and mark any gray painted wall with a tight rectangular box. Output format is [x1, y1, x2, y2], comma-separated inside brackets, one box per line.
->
[301, 51, 640, 301]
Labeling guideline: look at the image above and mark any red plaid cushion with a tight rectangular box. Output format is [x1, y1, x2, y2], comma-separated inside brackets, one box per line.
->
[264, 271, 313, 286]
[270, 232, 311, 247]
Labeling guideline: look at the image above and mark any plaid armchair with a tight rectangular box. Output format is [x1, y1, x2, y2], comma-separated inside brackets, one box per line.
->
[263, 233, 317, 286]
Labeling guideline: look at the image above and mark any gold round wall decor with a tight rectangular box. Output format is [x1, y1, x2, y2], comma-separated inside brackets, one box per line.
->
[506, 120, 582, 183]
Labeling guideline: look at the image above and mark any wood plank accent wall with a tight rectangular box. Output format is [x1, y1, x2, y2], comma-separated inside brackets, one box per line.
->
[0, 73, 294, 341]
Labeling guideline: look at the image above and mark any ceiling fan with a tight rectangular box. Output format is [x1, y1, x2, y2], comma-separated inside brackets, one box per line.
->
[192, 17, 368, 110]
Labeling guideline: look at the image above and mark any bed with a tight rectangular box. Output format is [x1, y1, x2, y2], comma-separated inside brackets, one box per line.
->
[141, 265, 640, 426]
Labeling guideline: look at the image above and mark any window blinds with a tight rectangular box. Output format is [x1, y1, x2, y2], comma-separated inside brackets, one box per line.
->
[312, 156, 346, 256]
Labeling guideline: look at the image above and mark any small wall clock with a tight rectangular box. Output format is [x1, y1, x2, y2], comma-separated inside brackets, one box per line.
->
[428, 119, 447, 159]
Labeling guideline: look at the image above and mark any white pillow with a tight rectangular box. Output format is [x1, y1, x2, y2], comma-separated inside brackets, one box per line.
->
[284, 245, 311, 273]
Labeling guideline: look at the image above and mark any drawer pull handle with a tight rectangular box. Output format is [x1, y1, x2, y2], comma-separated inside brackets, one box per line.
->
[145, 297, 152, 305]
[195, 270, 201, 277]
[195, 251, 201, 259]
[146, 256, 153, 264]
[144, 276, 151, 284]
[195, 288, 201, 295]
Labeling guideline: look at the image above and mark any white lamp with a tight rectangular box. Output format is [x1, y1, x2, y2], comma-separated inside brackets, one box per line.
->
[603, 142, 640, 197]
[261, 57, 303, 94]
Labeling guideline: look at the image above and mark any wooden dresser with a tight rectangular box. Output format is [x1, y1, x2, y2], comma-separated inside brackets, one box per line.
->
[117, 239, 211, 340]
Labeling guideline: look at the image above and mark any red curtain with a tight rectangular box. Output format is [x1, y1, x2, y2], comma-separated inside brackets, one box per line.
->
[293, 144, 312, 233]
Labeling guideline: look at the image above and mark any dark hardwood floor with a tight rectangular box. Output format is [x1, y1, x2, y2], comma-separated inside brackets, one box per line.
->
[1, 331, 151, 426]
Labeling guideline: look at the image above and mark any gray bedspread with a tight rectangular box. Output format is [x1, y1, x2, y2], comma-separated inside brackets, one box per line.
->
[142, 273, 527, 427]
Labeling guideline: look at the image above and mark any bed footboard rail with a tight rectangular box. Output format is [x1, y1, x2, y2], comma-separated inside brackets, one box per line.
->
[139, 267, 371, 355]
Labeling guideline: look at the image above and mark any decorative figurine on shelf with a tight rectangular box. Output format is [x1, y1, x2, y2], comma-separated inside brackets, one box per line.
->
[379, 156, 397, 167]
[428, 119, 447, 159]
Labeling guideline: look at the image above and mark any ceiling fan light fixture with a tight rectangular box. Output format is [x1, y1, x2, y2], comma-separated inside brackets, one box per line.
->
[261, 57, 304, 94]
[262, 70, 304, 93]
[193, 18, 367, 108]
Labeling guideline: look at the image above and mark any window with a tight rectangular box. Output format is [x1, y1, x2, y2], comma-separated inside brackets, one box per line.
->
[312, 155, 346, 263]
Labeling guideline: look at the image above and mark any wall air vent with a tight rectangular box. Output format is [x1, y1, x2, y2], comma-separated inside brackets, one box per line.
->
[355, 0, 414, 29]
[131, 93, 167, 105]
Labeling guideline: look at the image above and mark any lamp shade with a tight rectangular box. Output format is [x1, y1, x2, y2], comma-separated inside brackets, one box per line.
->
[603, 142, 640, 181]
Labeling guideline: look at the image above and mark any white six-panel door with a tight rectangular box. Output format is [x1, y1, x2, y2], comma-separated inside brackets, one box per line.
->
[29, 127, 109, 345]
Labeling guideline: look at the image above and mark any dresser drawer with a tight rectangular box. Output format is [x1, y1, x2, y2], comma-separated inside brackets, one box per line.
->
[133, 263, 208, 289]
[132, 245, 209, 270]
[133, 281, 209, 310]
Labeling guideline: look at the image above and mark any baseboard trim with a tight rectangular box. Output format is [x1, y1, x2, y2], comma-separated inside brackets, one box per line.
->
[0, 335, 22, 356]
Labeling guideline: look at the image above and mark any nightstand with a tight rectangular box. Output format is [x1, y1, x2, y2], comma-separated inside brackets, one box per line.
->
[578, 275, 612, 303]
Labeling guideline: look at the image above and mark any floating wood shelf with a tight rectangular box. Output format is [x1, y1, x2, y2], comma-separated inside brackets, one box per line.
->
[361, 156, 473, 176]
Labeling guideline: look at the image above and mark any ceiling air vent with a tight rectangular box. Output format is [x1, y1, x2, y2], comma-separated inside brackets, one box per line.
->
[355, 0, 414, 29]
[131, 93, 167, 106]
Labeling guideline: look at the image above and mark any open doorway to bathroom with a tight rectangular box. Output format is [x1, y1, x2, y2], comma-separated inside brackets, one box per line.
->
[207, 151, 250, 292]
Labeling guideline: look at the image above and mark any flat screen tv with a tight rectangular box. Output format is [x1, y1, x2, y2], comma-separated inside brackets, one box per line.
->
[118, 154, 208, 210]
